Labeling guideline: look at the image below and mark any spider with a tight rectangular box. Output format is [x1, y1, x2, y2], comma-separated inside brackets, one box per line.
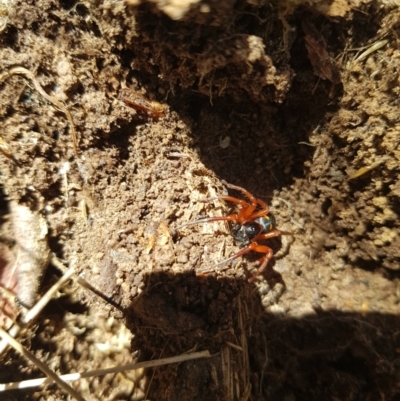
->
[176, 180, 291, 282]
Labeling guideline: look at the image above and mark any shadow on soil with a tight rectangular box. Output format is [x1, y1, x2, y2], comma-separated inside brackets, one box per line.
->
[127, 271, 400, 401]
[125, 5, 344, 197]
[162, 79, 338, 197]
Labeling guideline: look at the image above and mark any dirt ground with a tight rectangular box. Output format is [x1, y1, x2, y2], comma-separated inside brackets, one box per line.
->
[0, 0, 399, 400]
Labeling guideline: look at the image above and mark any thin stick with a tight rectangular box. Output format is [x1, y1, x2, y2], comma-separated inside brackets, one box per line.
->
[144, 338, 170, 400]
[354, 39, 388, 62]
[0, 350, 211, 391]
[50, 255, 121, 309]
[0, 324, 21, 357]
[0, 67, 79, 156]
[20, 267, 75, 325]
[0, 267, 76, 356]
[0, 327, 86, 401]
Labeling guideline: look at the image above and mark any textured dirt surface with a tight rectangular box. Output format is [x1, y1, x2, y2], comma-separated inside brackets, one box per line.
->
[0, 0, 399, 400]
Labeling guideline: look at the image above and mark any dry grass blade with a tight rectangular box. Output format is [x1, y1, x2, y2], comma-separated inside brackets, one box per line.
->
[239, 383, 252, 401]
[354, 40, 388, 62]
[238, 296, 250, 400]
[0, 327, 86, 401]
[0, 350, 211, 392]
[50, 255, 121, 308]
[220, 296, 251, 400]
[21, 267, 75, 325]
[0, 267, 76, 356]
[0, 66, 79, 156]
[221, 345, 232, 401]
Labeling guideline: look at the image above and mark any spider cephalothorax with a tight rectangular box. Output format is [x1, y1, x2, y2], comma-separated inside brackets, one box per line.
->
[176, 181, 291, 282]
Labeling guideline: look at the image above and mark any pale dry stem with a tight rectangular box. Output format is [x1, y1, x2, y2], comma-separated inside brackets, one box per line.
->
[0, 350, 211, 392]
[0, 66, 79, 156]
[0, 326, 86, 401]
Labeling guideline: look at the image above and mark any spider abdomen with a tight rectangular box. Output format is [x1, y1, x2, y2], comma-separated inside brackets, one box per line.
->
[254, 214, 275, 234]
[232, 214, 276, 245]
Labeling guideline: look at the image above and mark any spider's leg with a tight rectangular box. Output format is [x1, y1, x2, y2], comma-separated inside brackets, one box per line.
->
[247, 244, 274, 282]
[222, 180, 258, 203]
[240, 197, 268, 221]
[255, 229, 293, 240]
[197, 242, 276, 282]
[176, 194, 251, 230]
[200, 195, 249, 208]
[175, 215, 239, 230]
[196, 242, 259, 273]
[202, 194, 256, 224]
[244, 208, 272, 221]
[246, 230, 294, 281]
[221, 181, 269, 222]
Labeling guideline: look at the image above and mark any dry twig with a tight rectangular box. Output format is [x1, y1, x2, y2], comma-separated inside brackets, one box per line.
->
[0, 350, 211, 392]
[0, 267, 76, 355]
[0, 327, 86, 401]
[0, 66, 79, 156]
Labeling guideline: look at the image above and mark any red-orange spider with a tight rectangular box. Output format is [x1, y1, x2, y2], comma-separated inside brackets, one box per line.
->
[177, 181, 291, 282]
